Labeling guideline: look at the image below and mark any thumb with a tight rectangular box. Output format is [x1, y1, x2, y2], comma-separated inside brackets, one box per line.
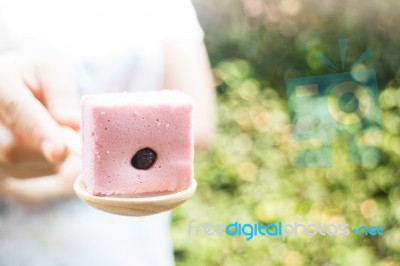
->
[37, 61, 80, 130]
[0, 81, 67, 163]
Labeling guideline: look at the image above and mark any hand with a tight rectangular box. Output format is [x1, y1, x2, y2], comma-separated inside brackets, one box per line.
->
[0, 127, 82, 207]
[0, 51, 80, 178]
[0, 150, 81, 207]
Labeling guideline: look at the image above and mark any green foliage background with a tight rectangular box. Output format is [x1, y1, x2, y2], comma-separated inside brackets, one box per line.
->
[171, 0, 400, 265]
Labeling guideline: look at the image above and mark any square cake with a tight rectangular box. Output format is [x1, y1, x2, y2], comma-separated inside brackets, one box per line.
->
[81, 90, 194, 196]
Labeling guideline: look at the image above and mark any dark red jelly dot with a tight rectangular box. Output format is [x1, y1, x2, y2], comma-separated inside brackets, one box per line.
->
[131, 148, 157, 170]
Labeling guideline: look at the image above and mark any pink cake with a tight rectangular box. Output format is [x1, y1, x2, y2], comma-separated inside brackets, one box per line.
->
[81, 90, 194, 196]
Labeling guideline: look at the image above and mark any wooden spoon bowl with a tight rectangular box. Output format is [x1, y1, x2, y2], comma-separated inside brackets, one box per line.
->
[74, 176, 197, 216]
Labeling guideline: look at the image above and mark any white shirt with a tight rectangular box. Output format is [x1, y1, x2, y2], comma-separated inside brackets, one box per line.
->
[0, 0, 203, 93]
[0, 0, 203, 265]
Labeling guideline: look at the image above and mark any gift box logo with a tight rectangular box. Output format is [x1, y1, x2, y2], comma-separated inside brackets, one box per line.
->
[286, 39, 381, 168]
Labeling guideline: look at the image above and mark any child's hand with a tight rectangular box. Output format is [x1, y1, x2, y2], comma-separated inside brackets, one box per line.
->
[0, 51, 80, 178]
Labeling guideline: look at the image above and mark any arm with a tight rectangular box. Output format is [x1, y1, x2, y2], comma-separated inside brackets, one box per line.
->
[163, 41, 217, 149]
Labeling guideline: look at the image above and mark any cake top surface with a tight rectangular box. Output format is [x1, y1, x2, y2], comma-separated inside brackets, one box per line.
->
[82, 90, 192, 107]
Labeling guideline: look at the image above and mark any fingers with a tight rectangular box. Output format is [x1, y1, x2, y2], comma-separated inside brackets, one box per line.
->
[0, 52, 79, 164]
[0, 80, 67, 163]
[0, 122, 59, 178]
[37, 61, 81, 130]
[2, 152, 80, 207]
[0, 162, 59, 179]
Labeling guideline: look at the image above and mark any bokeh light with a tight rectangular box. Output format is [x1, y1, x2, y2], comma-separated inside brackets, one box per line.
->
[172, 0, 400, 265]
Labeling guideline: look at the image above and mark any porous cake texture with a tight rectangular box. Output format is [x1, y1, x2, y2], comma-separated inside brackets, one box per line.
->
[81, 90, 194, 196]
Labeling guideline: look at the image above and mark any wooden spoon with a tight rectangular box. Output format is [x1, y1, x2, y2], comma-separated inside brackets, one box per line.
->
[74, 176, 197, 216]
[66, 128, 197, 216]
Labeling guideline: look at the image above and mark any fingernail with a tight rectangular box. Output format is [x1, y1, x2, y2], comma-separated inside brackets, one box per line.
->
[41, 140, 55, 162]
[64, 109, 80, 119]
[57, 110, 81, 129]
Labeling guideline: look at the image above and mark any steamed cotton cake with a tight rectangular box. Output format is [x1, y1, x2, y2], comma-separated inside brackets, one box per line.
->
[81, 90, 194, 196]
